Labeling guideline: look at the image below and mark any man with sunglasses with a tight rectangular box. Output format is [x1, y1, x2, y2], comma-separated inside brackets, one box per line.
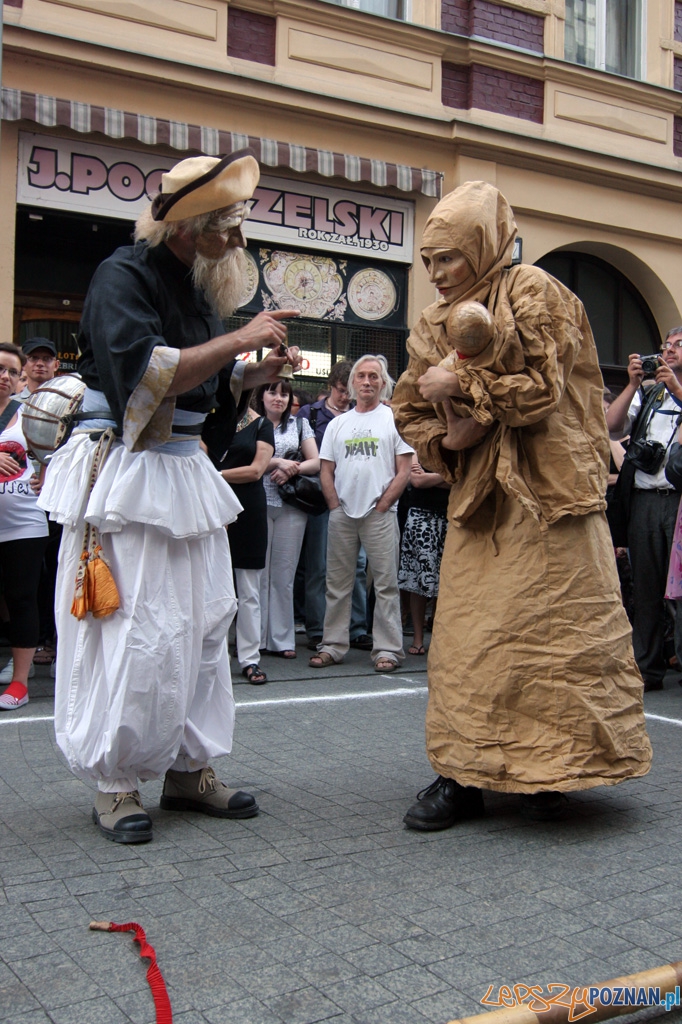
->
[606, 327, 682, 690]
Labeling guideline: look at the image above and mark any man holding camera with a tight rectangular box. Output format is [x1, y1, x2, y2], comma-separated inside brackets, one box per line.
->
[606, 327, 682, 690]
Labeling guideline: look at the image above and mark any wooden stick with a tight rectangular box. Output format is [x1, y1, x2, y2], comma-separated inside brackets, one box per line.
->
[447, 960, 682, 1024]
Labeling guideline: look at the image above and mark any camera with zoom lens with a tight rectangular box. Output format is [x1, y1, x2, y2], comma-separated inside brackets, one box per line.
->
[625, 437, 667, 474]
[640, 355, 659, 378]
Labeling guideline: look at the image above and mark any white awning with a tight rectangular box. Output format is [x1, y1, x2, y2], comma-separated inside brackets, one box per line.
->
[2, 88, 442, 199]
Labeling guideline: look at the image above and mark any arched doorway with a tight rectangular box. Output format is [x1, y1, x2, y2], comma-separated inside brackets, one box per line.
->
[534, 250, 659, 388]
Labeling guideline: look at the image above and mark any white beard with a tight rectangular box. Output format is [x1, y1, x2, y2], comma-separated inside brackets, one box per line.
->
[192, 247, 248, 320]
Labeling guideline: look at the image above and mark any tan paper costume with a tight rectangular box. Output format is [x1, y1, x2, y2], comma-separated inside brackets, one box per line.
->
[393, 182, 651, 793]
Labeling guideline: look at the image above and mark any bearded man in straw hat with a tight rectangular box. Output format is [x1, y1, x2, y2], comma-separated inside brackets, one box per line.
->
[40, 150, 300, 844]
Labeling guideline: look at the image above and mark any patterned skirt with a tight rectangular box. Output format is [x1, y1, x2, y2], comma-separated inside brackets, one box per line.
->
[397, 507, 448, 598]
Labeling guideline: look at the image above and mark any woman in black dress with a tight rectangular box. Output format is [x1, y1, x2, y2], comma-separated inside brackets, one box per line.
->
[220, 413, 275, 683]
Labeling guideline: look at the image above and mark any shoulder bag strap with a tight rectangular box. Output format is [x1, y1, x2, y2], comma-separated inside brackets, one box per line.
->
[0, 399, 20, 433]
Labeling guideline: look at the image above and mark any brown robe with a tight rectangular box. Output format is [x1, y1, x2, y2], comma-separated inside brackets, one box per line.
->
[393, 181, 652, 792]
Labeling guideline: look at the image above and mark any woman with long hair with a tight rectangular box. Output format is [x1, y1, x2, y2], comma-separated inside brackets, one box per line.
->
[255, 381, 319, 658]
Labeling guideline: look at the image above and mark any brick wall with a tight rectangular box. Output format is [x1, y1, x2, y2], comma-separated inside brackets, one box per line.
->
[675, 57, 682, 91]
[675, 1, 682, 42]
[470, 0, 543, 53]
[442, 62, 470, 107]
[441, 0, 470, 34]
[674, 116, 682, 157]
[441, 0, 544, 53]
[470, 63, 543, 121]
[228, 8, 276, 66]
[442, 60, 543, 122]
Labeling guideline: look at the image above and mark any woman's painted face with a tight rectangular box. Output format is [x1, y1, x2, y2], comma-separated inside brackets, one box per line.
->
[421, 247, 476, 303]
[262, 384, 290, 418]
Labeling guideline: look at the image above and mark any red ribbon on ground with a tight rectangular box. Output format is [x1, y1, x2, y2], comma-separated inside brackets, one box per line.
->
[90, 920, 172, 1023]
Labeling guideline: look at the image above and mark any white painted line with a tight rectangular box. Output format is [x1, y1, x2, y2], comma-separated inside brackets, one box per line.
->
[0, 686, 429, 726]
[236, 686, 428, 708]
[3, 698, 682, 729]
[644, 711, 682, 728]
[0, 714, 54, 725]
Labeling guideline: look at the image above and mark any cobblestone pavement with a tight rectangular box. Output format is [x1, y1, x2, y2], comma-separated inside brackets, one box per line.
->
[1, 635, 682, 1024]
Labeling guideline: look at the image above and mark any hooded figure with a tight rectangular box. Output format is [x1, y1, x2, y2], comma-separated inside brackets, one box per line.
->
[393, 181, 652, 828]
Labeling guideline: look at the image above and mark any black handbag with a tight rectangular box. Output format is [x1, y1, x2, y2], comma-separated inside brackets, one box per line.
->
[277, 419, 328, 516]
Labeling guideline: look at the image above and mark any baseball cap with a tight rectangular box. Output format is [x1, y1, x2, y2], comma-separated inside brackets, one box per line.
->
[23, 338, 57, 357]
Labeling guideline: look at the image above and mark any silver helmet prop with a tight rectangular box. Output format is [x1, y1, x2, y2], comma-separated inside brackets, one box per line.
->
[21, 375, 87, 464]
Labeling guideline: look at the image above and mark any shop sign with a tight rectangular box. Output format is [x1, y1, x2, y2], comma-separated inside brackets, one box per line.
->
[17, 134, 414, 264]
[17, 133, 171, 218]
[245, 175, 413, 264]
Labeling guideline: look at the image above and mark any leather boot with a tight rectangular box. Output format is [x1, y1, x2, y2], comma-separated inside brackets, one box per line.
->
[519, 791, 568, 821]
[92, 791, 153, 843]
[160, 767, 258, 819]
[403, 776, 484, 831]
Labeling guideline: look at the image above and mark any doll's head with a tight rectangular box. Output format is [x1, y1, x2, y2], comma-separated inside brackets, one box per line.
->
[445, 301, 495, 358]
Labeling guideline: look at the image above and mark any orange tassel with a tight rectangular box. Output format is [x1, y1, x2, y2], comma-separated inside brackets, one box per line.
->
[70, 430, 121, 621]
[85, 545, 120, 619]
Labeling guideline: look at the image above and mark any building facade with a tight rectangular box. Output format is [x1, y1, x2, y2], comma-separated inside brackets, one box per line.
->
[1, 0, 681, 386]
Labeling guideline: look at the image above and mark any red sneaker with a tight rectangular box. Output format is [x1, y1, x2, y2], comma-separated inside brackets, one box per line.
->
[0, 681, 28, 710]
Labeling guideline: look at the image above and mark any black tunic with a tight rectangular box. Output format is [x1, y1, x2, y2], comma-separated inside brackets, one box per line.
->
[77, 241, 238, 440]
[221, 417, 275, 569]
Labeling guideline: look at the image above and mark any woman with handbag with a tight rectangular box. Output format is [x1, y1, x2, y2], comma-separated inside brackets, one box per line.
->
[255, 381, 319, 658]
[219, 411, 275, 684]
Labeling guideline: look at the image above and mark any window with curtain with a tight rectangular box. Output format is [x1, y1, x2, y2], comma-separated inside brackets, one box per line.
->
[564, 0, 643, 79]
[319, 0, 409, 19]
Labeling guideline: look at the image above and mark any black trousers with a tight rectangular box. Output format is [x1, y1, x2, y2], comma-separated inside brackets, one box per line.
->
[0, 535, 50, 648]
[627, 489, 682, 684]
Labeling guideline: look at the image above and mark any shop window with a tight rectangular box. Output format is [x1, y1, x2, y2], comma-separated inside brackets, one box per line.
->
[224, 313, 408, 392]
[564, 0, 644, 79]
[534, 251, 659, 373]
[319, 0, 410, 19]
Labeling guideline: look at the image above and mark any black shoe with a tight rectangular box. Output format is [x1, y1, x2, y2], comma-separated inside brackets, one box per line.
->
[643, 678, 663, 692]
[349, 633, 373, 651]
[403, 776, 484, 831]
[519, 791, 568, 822]
[307, 636, 323, 651]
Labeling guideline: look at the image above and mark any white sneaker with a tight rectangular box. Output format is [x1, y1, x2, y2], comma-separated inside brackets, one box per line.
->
[0, 661, 35, 684]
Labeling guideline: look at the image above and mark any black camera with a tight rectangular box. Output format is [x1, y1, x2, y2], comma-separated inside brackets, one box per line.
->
[625, 437, 667, 474]
[641, 355, 659, 378]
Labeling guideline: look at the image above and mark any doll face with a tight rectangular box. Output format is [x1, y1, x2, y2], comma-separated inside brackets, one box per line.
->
[421, 247, 476, 303]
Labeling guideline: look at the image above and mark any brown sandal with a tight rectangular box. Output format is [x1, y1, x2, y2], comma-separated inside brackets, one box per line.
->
[309, 652, 335, 668]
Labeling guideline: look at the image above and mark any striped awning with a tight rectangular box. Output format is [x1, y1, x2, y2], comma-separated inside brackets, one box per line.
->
[2, 88, 442, 198]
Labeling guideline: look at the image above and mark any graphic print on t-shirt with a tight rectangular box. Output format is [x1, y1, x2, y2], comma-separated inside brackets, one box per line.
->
[344, 429, 380, 460]
[0, 438, 27, 483]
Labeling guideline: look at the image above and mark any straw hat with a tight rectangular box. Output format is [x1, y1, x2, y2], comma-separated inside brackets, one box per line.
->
[151, 149, 260, 222]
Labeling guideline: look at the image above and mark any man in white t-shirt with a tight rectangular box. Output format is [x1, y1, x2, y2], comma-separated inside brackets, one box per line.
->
[309, 355, 413, 673]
